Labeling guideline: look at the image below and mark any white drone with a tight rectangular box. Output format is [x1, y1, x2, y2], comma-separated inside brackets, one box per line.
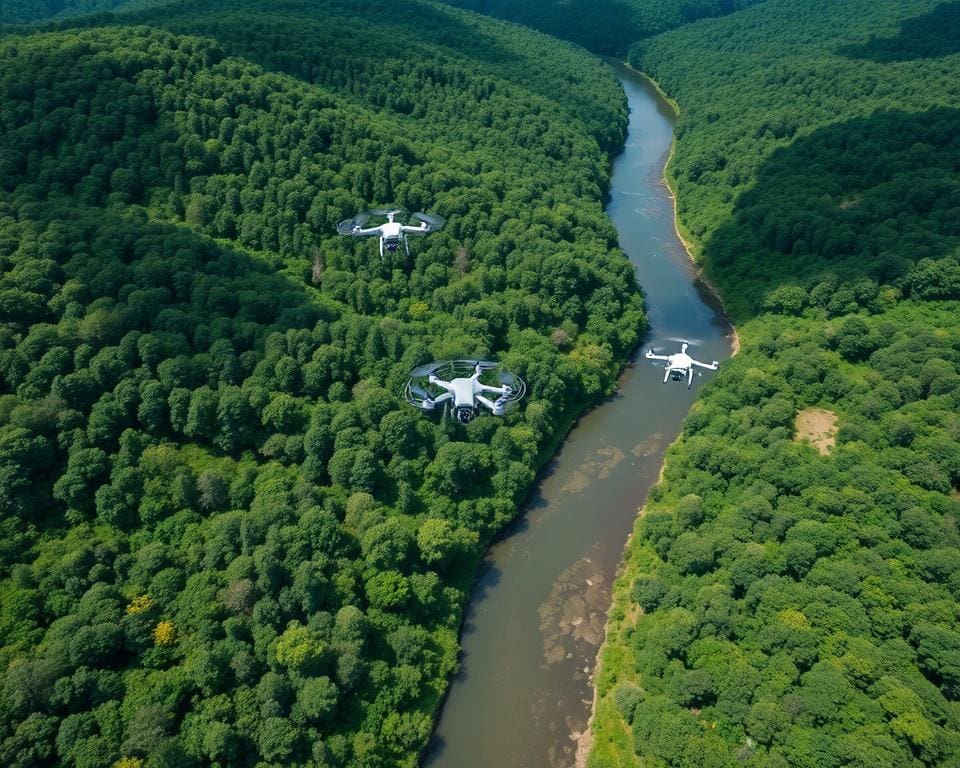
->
[404, 360, 526, 424]
[337, 207, 445, 259]
[645, 342, 718, 389]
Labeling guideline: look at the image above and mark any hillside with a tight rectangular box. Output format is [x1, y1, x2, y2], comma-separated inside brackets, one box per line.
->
[0, 0, 127, 24]
[438, 0, 765, 57]
[592, 1, 960, 766]
[0, 3, 641, 767]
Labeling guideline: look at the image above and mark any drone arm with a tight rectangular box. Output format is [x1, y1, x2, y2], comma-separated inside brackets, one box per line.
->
[431, 391, 454, 405]
[400, 223, 430, 234]
[350, 225, 381, 236]
[691, 359, 719, 371]
[475, 394, 503, 415]
[645, 351, 670, 362]
[477, 382, 508, 395]
[428, 374, 455, 393]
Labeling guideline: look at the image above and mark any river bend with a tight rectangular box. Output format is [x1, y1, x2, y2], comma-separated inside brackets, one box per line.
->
[424, 62, 734, 768]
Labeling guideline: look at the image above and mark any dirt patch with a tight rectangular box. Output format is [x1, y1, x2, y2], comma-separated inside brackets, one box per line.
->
[573, 718, 594, 768]
[795, 408, 838, 454]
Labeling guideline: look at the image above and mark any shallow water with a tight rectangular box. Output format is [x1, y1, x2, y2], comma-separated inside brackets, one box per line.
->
[423, 62, 734, 768]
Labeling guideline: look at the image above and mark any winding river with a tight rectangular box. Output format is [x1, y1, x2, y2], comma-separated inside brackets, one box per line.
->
[423, 63, 735, 768]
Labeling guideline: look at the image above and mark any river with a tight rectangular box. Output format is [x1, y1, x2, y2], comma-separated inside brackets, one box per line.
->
[423, 62, 734, 768]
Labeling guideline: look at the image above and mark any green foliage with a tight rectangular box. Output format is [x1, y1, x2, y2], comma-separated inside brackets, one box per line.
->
[596, 1, 960, 766]
[630, 0, 960, 323]
[441, 0, 765, 57]
[0, 2, 643, 766]
[0, 0, 128, 25]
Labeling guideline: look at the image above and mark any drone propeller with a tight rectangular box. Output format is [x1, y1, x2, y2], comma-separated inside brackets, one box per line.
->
[408, 361, 443, 379]
[411, 212, 446, 232]
[403, 379, 438, 411]
[436, 359, 496, 379]
[369, 206, 408, 218]
[664, 336, 703, 346]
[336, 211, 372, 235]
[408, 382, 434, 402]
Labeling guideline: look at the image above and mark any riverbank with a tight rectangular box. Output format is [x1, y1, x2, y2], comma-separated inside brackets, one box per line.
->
[661, 141, 741, 356]
[425, 62, 734, 768]
[610, 60, 740, 358]
[576, 66, 739, 768]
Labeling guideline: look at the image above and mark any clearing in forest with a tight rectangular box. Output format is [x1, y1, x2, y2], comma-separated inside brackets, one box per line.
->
[794, 407, 838, 454]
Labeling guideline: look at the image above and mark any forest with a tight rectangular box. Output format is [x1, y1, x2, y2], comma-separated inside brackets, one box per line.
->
[5, 0, 960, 766]
[0, 0, 128, 25]
[438, 0, 766, 58]
[0, 2, 643, 767]
[590, 0, 960, 766]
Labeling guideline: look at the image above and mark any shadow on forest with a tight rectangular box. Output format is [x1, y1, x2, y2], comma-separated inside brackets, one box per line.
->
[51, 0, 627, 151]
[20, 200, 333, 368]
[698, 106, 960, 322]
[119, 0, 521, 74]
[838, 1, 960, 62]
[476, 0, 755, 58]
[0, 190, 340, 534]
[514, 0, 646, 58]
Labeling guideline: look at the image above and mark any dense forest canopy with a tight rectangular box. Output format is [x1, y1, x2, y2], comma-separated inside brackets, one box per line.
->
[591, 1, 960, 767]
[0, 2, 642, 766]
[0, 0, 128, 24]
[438, 0, 766, 57]
[630, 0, 960, 319]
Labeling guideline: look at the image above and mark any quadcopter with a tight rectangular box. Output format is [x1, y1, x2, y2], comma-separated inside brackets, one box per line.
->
[336, 207, 445, 259]
[403, 360, 526, 424]
[645, 342, 718, 389]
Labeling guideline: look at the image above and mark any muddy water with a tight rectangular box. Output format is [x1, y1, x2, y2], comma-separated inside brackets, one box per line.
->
[423, 62, 734, 768]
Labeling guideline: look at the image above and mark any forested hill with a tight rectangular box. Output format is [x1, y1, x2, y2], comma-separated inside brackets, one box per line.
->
[119, 0, 628, 155]
[631, 0, 960, 321]
[592, 1, 960, 767]
[438, 0, 766, 58]
[0, 0, 127, 24]
[0, 3, 642, 767]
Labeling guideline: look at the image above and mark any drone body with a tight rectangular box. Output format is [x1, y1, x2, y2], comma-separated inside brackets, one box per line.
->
[404, 360, 526, 423]
[337, 208, 444, 259]
[645, 342, 718, 389]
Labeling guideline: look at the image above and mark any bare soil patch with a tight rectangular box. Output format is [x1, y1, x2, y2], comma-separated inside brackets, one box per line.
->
[795, 408, 838, 454]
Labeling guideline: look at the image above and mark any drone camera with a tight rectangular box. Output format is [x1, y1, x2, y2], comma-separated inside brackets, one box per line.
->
[455, 406, 474, 424]
[670, 370, 685, 382]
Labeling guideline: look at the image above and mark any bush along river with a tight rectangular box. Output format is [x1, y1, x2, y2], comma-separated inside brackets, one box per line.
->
[423, 61, 736, 768]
